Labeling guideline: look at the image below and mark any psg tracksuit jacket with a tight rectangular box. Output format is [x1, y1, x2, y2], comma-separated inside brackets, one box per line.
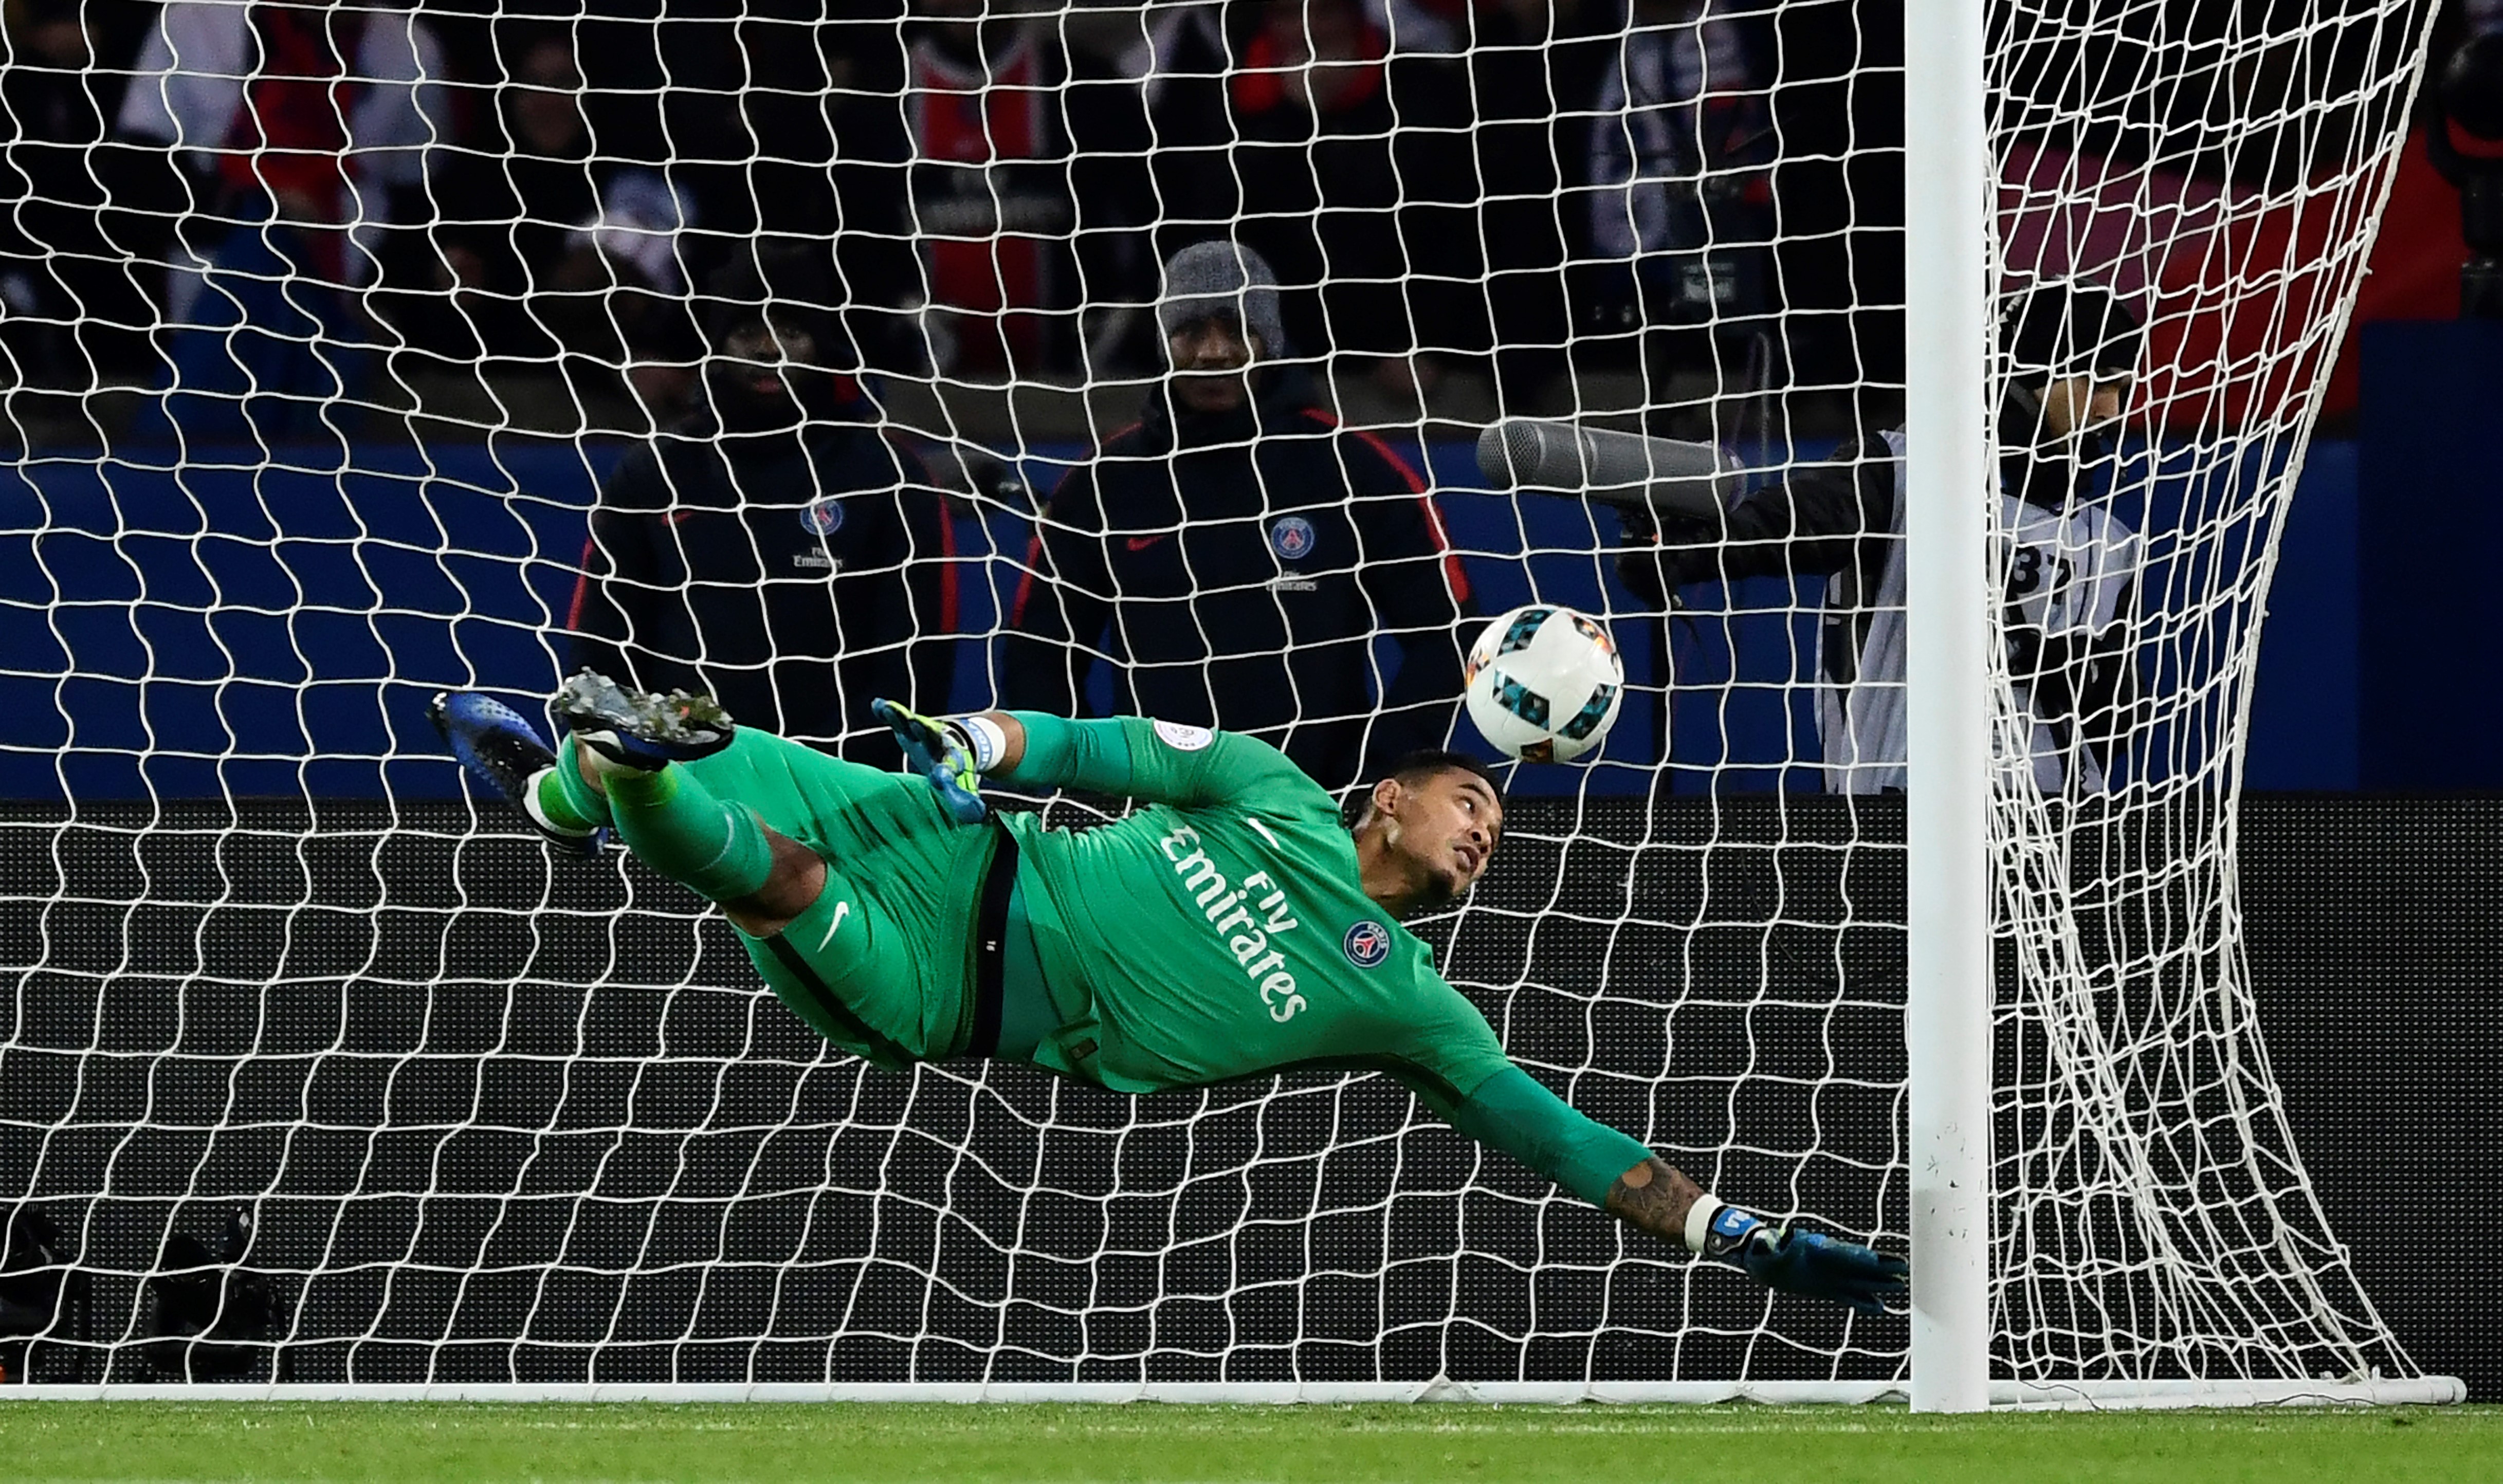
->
[566, 411, 957, 761]
[1005, 372, 1474, 792]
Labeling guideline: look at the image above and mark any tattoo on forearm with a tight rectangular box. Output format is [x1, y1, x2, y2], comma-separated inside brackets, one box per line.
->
[1603, 1157, 1705, 1248]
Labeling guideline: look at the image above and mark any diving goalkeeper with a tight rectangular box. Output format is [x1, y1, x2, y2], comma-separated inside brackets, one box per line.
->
[431, 673, 1906, 1313]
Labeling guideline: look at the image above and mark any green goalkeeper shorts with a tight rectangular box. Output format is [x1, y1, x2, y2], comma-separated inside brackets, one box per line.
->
[675, 728, 999, 1067]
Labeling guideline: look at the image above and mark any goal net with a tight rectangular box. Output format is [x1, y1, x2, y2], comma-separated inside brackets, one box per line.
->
[0, 0, 2446, 1399]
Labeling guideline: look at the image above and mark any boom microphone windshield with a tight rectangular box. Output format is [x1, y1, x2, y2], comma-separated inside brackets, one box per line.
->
[1475, 418, 1740, 521]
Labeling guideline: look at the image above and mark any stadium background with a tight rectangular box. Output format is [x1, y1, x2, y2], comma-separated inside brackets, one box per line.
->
[3, 0, 2498, 1405]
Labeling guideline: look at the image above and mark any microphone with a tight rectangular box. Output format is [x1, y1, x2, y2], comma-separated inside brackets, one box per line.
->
[1474, 418, 1740, 521]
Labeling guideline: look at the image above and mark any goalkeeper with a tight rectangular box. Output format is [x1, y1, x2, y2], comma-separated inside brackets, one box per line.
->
[433, 673, 1906, 1314]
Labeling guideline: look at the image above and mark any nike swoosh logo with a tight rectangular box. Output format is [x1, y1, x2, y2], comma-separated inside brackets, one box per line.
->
[816, 901, 852, 951]
[1125, 534, 1171, 552]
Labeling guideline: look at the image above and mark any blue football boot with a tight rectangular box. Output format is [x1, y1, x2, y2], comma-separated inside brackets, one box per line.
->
[427, 689, 609, 856]
[553, 670, 737, 771]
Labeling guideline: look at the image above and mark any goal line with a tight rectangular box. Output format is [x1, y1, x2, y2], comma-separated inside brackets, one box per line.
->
[0, 1379, 2464, 1408]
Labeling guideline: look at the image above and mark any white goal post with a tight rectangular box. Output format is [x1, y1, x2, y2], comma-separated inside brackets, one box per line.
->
[1904, 0, 1998, 1415]
[0, 0, 2462, 1405]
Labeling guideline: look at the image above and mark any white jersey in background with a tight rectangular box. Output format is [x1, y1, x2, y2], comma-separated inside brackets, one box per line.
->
[1818, 429, 2143, 796]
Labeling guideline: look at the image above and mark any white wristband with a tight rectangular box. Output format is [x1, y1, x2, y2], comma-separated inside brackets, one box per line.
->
[960, 714, 1009, 774]
[1683, 1194, 1724, 1255]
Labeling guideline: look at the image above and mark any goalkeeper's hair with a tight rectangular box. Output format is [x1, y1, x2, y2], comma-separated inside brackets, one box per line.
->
[1350, 748, 1506, 829]
[1384, 748, 1505, 802]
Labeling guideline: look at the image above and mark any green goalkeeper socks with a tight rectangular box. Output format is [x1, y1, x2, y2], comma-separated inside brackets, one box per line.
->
[527, 736, 775, 903]
[532, 738, 611, 834]
[602, 762, 777, 904]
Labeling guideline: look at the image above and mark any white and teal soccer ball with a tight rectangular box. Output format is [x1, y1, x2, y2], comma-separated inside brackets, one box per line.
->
[1461, 604, 1625, 763]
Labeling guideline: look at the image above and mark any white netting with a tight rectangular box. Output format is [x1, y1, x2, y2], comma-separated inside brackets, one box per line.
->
[1982, 0, 2432, 1383]
[0, 0, 2434, 1393]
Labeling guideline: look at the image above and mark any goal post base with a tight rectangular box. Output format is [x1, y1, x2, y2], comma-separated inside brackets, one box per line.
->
[0, 1378, 2464, 1406]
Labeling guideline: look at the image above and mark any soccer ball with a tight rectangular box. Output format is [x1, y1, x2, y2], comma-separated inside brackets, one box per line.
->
[1461, 604, 1625, 763]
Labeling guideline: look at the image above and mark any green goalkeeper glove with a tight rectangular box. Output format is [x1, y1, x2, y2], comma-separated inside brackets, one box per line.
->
[872, 699, 988, 825]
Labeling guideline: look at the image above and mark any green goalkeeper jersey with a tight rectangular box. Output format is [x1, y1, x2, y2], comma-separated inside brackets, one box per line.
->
[657, 710, 1652, 1207]
[998, 713, 1512, 1112]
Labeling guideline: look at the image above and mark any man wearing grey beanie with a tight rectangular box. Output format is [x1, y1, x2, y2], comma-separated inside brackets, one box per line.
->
[1004, 239, 1474, 792]
[1155, 240, 1290, 407]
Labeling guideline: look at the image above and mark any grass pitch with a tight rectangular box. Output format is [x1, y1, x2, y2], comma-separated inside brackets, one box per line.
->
[0, 1401, 2493, 1482]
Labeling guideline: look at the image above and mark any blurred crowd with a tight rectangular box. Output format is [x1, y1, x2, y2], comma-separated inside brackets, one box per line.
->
[0, 0, 1853, 434]
[5, 0, 2460, 793]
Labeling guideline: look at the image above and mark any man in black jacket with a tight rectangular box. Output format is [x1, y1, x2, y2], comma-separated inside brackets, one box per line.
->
[567, 251, 956, 761]
[1619, 278, 2148, 795]
[1004, 240, 1473, 793]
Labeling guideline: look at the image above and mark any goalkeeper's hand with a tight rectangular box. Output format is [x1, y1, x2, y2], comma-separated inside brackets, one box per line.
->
[1701, 1203, 1907, 1315]
[872, 698, 987, 825]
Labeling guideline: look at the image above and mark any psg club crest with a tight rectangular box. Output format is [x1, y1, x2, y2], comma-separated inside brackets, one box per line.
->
[1342, 919, 1391, 970]
[799, 498, 845, 537]
[1269, 515, 1316, 561]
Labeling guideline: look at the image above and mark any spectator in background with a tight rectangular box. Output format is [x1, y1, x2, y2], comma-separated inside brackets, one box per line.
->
[1228, 0, 1403, 364]
[1583, 0, 1777, 369]
[1466, 0, 1613, 406]
[114, 1, 450, 440]
[1360, 0, 1472, 53]
[1121, 1, 1233, 255]
[895, 0, 1151, 380]
[567, 248, 956, 760]
[1004, 241, 1472, 793]
[699, 0, 849, 247]
[1227, 0, 1473, 389]
[0, 0, 162, 390]
[1615, 279, 2147, 796]
[388, 28, 702, 424]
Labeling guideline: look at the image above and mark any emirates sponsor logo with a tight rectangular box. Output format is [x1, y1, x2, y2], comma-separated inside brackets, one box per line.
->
[1161, 824, 1305, 1022]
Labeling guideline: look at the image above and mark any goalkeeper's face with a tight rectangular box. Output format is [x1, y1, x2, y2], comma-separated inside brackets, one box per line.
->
[1373, 768, 1504, 906]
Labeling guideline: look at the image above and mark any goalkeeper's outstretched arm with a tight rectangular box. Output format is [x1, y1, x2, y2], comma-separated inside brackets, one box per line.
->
[1426, 1064, 1909, 1315]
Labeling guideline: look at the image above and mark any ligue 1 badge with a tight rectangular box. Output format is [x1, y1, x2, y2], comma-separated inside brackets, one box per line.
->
[800, 497, 844, 537]
[1341, 919, 1391, 969]
[1269, 515, 1316, 561]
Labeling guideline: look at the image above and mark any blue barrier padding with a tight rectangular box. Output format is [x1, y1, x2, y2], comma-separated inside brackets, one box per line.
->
[3, 444, 616, 800]
[2247, 439, 2359, 790]
[2360, 321, 2503, 791]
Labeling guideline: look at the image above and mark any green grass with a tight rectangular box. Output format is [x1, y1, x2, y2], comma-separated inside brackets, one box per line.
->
[0, 1403, 2496, 1483]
